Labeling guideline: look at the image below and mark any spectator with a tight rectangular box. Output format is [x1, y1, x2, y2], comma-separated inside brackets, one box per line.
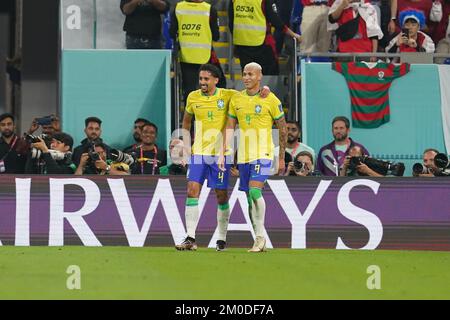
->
[170, 0, 226, 103]
[272, 121, 314, 174]
[75, 142, 129, 175]
[130, 122, 167, 175]
[328, 0, 383, 55]
[386, 8, 435, 55]
[0, 113, 28, 174]
[285, 121, 316, 161]
[120, 0, 170, 49]
[430, 0, 450, 44]
[274, 0, 296, 54]
[435, 21, 450, 63]
[396, 0, 435, 33]
[299, 0, 332, 53]
[72, 117, 111, 167]
[291, 0, 304, 35]
[228, 0, 302, 75]
[160, 138, 188, 175]
[27, 115, 61, 138]
[25, 132, 76, 175]
[123, 118, 151, 154]
[339, 145, 383, 176]
[369, 0, 399, 49]
[317, 116, 369, 176]
[285, 151, 318, 176]
[413, 148, 439, 177]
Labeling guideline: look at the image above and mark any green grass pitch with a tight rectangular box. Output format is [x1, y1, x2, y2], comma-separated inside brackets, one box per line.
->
[0, 247, 449, 299]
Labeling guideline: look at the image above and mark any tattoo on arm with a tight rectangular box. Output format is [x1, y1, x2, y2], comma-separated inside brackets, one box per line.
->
[276, 117, 287, 158]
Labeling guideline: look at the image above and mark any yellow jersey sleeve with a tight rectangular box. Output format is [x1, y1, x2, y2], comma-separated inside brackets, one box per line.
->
[269, 95, 284, 120]
[228, 95, 237, 119]
[185, 92, 196, 115]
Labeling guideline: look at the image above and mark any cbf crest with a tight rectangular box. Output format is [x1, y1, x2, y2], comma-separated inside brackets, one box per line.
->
[255, 105, 262, 114]
[217, 99, 225, 110]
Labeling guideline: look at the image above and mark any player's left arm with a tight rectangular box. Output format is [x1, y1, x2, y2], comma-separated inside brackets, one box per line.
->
[275, 115, 288, 175]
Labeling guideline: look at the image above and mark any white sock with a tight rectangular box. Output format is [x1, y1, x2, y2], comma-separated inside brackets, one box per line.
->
[251, 197, 266, 238]
[217, 204, 230, 241]
[185, 199, 200, 239]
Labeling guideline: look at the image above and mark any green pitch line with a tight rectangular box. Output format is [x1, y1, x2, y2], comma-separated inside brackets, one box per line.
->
[0, 247, 449, 300]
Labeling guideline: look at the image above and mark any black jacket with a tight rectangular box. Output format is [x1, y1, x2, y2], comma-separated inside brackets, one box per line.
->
[25, 152, 75, 174]
[72, 138, 111, 167]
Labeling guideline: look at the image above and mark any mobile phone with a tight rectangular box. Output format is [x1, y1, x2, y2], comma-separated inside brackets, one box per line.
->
[36, 116, 53, 126]
[401, 28, 409, 37]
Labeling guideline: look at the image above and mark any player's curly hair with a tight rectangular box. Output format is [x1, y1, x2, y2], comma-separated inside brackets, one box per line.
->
[199, 64, 221, 79]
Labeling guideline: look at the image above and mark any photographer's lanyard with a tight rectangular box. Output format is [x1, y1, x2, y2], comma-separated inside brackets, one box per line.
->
[140, 145, 158, 175]
[290, 143, 299, 158]
[1, 136, 18, 161]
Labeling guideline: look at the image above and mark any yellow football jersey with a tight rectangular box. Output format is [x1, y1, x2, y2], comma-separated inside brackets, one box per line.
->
[186, 88, 237, 155]
[228, 90, 284, 164]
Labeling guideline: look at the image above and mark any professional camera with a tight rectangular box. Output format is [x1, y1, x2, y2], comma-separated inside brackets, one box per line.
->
[110, 149, 135, 166]
[412, 163, 432, 175]
[294, 159, 306, 171]
[25, 133, 51, 144]
[87, 144, 101, 162]
[35, 115, 55, 126]
[349, 156, 405, 176]
[433, 153, 450, 176]
[434, 153, 450, 170]
[30, 148, 68, 161]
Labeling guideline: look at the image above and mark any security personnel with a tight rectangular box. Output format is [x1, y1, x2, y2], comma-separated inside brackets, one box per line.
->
[170, 0, 226, 102]
[228, 0, 302, 75]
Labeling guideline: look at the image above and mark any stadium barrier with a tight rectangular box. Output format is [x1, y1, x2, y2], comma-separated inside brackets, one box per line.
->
[0, 176, 449, 251]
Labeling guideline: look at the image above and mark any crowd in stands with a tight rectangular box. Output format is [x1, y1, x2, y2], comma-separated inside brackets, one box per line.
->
[119, 0, 450, 62]
[4, 1, 447, 177]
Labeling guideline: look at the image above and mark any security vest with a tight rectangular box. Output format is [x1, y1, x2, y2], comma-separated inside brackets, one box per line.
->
[176, 1, 212, 64]
[232, 0, 267, 46]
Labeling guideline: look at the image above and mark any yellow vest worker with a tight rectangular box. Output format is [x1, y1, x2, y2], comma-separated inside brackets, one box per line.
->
[175, 1, 212, 64]
[232, 0, 267, 46]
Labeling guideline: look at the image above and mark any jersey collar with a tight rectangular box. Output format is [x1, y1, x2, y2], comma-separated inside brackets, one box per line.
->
[201, 88, 218, 97]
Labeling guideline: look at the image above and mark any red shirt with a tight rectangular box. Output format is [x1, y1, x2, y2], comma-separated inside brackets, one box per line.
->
[302, 0, 332, 6]
[430, 1, 450, 43]
[399, 32, 427, 51]
[337, 7, 373, 52]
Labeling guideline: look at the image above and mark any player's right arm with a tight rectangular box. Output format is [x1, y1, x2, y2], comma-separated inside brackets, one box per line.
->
[182, 95, 195, 153]
[180, 112, 193, 160]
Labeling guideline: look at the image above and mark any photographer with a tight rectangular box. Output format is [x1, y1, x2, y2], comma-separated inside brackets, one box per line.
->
[72, 117, 111, 167]
[128, 123, 167, 175]
[160, 138, 188, 176]
[27, 114, 60, 138]
[284, 151, 317, 177]
[0, 113, 28, 174]
[75, 142, 129, 176]
[340, 146, 384, 177]
[24, 132, 76, 174]
[317, 116, 369, 176]
[413, 148, 440, 177]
